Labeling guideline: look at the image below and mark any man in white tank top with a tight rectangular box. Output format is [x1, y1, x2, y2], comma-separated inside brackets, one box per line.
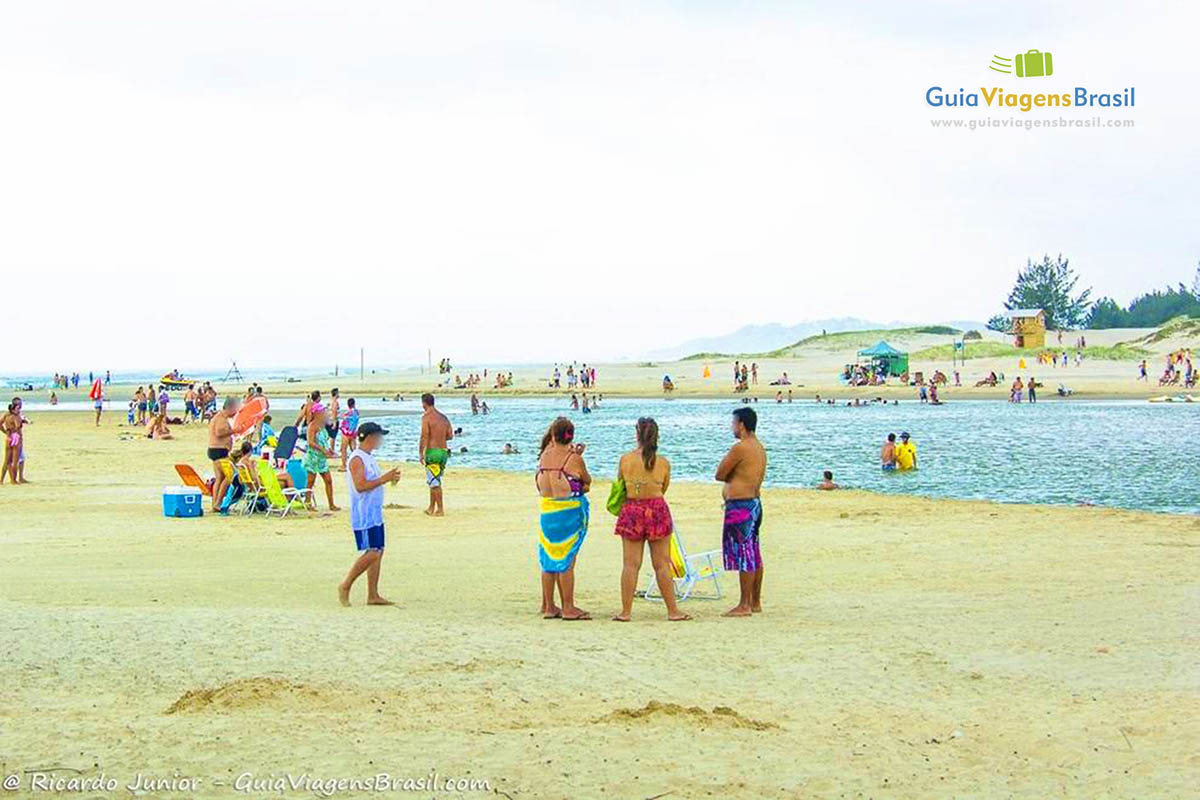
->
[338, 422, 402, 607]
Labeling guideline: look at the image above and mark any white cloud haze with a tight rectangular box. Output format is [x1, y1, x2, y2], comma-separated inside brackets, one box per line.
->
[0, 1, 1196, 372]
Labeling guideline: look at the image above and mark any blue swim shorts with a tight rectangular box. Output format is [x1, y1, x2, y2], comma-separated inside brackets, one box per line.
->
[353, 524, 385, 552]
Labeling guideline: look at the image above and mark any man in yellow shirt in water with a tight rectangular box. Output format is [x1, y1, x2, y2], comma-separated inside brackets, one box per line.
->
[895, 432, 917, 471]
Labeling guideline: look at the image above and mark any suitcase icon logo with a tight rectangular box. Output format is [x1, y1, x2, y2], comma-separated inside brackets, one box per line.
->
[989, 50, 1054, 78]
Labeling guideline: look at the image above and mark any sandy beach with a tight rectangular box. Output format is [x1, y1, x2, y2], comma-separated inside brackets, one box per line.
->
[18, 325, 1198, 409]
[2, 412, 1196, 798]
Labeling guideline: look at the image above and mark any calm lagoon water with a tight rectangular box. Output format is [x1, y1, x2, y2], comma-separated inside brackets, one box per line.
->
[23, 394, 1197, 513]
[360, 397, 1200, 515]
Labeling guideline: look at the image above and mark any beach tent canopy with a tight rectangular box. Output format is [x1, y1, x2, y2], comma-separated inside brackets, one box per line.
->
[856, 340, 909, 376]
[857, 341, 905, 358]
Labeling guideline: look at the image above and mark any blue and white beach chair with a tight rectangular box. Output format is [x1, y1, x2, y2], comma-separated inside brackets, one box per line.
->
[643, 527, 724, 602]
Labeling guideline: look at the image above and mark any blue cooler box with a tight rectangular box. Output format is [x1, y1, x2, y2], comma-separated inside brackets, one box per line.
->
[163, 486, 204, 518]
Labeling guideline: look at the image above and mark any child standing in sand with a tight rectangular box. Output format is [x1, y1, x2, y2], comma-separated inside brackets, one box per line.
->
[338, 422, 401, 607]
[338, 398, 359, 471]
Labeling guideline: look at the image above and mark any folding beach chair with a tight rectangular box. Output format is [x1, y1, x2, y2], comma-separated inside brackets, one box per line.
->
[643, 527, 724, 602]
[284, 459, 315, 507]
[234, 462, 263, 515]
[272, 426, 302, 465]
[174, 464, 213, 497]
[255, 460, 309, 517]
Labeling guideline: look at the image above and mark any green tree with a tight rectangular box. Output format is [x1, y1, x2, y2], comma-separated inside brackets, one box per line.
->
[1001, 254, 1092, 330]
[1085, 297, 1127, 328]
[985, 314, 1010, 332]
[1085, 274, 1200, 329]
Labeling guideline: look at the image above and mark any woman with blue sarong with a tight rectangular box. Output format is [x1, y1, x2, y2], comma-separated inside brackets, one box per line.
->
[535, 417, 592, 620]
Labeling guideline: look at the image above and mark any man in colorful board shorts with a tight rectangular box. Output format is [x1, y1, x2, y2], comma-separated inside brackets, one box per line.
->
[424, 447, 449, 489]
[715, 406, 767, 617]
[418, 393, 453, 516]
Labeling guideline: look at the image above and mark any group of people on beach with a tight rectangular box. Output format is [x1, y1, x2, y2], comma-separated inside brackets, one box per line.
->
[319, 400, 772, 619]
[205, 389, 453, 519]
[1008, 376, 1042, 403]
[1146, 350, 1195, 387]
[126, 382, 220, 439]
[533, 406, 768, 621]
[1038, 349, 1082, 368]
[548, 363, 598, 390]
[52, 371, 109, 390]
[732, 361, 758, 391]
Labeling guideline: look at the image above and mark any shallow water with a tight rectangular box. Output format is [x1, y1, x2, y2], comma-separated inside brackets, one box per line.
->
[360, 397, 1199, 515]
[22, 394, 1198, 513]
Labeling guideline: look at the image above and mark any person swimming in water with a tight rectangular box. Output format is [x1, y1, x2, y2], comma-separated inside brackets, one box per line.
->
[816, 470, 839, 490]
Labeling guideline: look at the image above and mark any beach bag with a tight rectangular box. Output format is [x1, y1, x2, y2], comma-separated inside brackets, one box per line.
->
[606, 478, 627, 516]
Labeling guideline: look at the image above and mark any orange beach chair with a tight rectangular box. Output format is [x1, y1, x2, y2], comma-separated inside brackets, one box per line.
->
[174, 464, 213, 497]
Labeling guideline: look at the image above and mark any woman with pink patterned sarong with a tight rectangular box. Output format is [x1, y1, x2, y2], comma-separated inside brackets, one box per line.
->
[612, 417, 690, 622]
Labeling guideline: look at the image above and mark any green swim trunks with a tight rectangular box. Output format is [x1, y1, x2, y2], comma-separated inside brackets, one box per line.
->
[424, 448, 449, 488]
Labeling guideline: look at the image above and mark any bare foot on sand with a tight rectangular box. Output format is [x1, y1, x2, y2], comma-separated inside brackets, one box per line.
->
[367, 596, 395, 606]
[561, 609, 592, 621]
[338, 585, 351, 607]
[329, 505, 341, 512]
[668, 613, 692, 621]
[611, 614, 631, 622]
[723, 606, 753, 617]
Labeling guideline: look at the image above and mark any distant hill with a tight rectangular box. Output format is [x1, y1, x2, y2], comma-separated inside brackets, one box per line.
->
[654, 319, 986, 360]
[649, 318, 882, 361]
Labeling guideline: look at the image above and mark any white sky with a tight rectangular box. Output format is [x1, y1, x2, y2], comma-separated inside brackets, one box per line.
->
[1, 1, 1196, 372]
